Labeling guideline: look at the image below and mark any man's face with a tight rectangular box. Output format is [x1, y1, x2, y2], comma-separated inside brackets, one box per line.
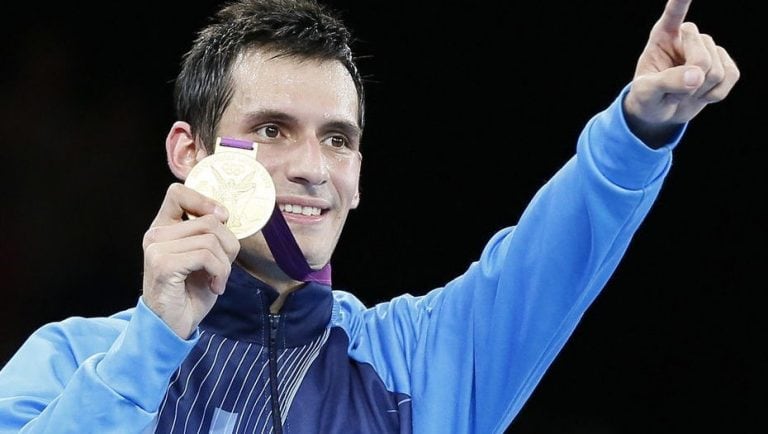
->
[215, 49, 362, 275]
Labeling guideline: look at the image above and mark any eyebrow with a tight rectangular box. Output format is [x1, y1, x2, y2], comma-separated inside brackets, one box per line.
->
[242, 109, 362, 140]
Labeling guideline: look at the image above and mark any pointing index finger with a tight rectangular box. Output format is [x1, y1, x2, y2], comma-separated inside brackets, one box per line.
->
[658, 0, 693, 33]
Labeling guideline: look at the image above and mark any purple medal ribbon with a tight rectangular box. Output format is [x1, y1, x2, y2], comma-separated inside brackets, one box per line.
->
[219, 137, 332, 285]
[261, 206, 332, 285]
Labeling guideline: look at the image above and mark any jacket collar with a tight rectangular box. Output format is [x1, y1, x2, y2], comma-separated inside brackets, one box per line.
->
[199, 263, 333, 347]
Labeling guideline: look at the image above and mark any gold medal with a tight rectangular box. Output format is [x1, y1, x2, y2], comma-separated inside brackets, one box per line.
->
[184, 137, 276, 239]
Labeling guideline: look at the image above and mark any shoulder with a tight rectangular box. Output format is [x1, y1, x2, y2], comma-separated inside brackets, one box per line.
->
[0, 306, 138, 384]
[330, 289, 433, 330]
[330, 289, 366, 325]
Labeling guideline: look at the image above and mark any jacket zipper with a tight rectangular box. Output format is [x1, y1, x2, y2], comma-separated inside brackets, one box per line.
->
[268, 313, 284, 434]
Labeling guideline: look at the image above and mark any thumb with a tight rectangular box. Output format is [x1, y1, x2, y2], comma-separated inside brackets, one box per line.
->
[632, 65, 704, 106]
[657, 65, 705, 95]
[681, 66, 705, 89]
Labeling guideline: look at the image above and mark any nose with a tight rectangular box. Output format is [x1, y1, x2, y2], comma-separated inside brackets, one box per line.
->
[285, 138, 329, 186]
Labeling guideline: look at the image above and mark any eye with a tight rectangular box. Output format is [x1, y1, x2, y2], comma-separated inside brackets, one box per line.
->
[326, 135, 348, 149]
[254, 124, 281, 140]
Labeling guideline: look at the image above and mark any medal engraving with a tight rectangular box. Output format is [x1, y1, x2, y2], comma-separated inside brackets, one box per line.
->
[184, 142, 276, 239]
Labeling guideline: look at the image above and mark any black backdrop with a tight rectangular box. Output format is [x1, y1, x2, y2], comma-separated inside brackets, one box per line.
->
[1, 1, 764, 432]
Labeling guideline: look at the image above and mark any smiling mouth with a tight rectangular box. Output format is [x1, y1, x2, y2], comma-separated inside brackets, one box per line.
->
[278, 203, 323, 216]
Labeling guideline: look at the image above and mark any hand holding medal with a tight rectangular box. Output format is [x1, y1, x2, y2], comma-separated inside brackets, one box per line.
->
[184, 137, 276, 239]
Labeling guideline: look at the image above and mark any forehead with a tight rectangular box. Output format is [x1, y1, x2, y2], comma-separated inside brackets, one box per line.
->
[226, 48, 360, 123]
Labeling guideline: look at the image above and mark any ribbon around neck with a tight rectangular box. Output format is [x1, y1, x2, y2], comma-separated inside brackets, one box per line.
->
[261, 205, 332, 285]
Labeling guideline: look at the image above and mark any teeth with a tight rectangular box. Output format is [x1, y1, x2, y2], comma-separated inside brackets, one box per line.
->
[278, 204, 322, 216]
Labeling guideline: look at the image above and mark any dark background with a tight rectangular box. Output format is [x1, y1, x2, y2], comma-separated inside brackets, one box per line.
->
[1, 1, 764, 433]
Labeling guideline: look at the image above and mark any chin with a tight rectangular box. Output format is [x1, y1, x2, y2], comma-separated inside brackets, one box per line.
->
[298, 244, 329, 265]
[306, 255, 331, 270]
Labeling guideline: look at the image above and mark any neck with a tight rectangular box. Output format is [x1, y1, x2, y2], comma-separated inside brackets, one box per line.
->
[234, 255, 305, 313]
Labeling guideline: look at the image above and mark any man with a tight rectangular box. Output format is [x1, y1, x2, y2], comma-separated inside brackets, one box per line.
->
[0, 0, 739, 432]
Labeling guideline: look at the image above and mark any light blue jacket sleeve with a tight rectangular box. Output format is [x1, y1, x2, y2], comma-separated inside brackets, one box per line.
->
[333, 85, 685, 434]
[0, 298, 198, 433]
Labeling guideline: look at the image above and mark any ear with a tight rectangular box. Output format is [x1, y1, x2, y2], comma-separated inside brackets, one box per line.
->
[165, 121, 207, 180]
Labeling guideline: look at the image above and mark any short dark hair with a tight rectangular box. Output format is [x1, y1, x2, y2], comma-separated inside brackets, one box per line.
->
[174, 0, 365, 152]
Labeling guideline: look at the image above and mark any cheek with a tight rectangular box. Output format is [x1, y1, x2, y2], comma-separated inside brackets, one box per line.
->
[330, 158, 361, 201]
